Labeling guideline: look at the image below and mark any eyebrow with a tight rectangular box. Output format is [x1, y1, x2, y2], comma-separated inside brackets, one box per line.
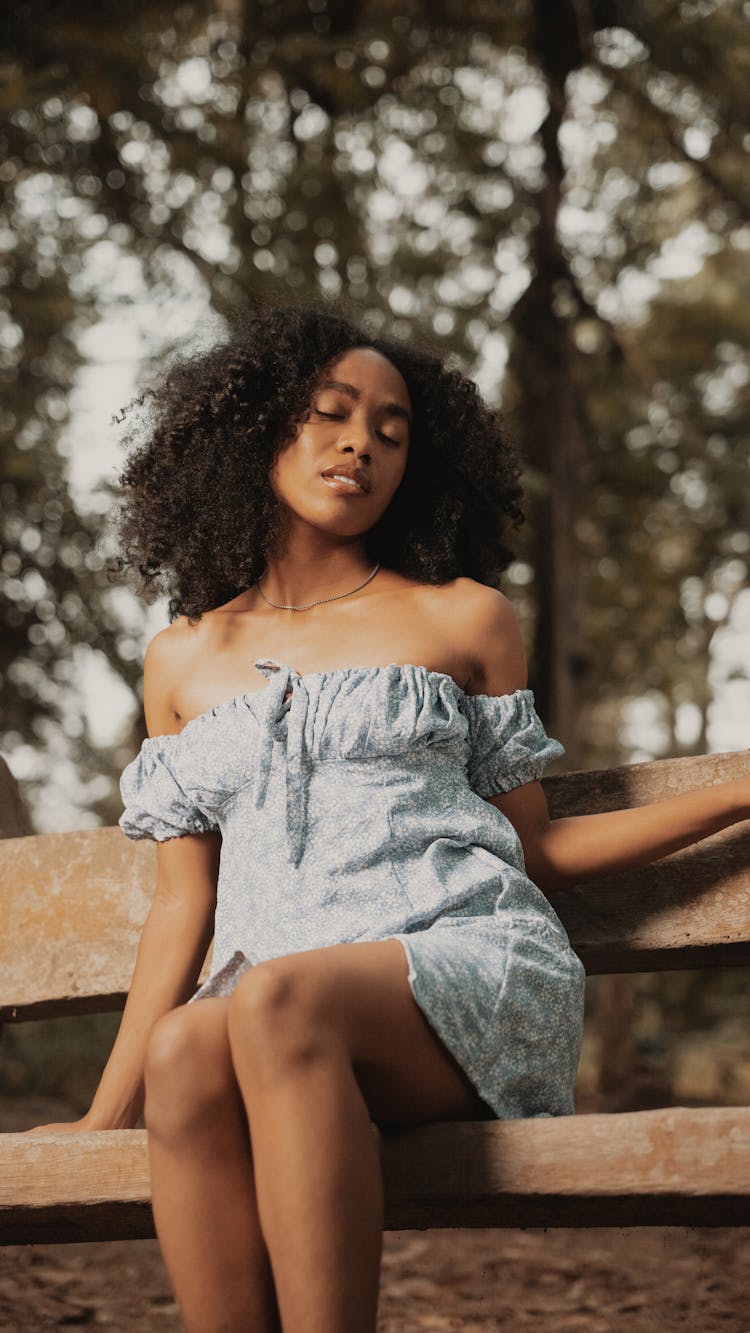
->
[315, 379, 412, 426]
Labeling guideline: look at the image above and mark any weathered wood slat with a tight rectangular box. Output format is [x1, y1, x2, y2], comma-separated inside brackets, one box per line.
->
[548, 820, 750, 973]
[377, 1104, 750, 1229]
[546, 749, 748, 816]
[546, 750, 750, 972]
[2, 1105, 749, 1243]
[0, 750, 747, 1019]
[0, 828, 214, 1020]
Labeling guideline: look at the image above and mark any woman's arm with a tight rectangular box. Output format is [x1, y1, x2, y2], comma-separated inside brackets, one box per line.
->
[83, 832, 220, 1128]
[489, 775, 750, 892]
[25, 834, 220, 1134]
[463, 583, 750, 892]
[26, 623, 220, 1133]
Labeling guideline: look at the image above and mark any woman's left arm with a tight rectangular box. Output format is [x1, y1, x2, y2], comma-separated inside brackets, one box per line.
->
[460, 582, 750, 893]
[489, 774, 750, 892]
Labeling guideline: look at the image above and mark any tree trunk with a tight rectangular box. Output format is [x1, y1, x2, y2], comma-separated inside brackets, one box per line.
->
[506, 0, 594, 763]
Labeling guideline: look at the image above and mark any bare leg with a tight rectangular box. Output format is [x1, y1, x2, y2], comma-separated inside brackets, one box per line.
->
[222, 938, 496, 1331]
[227, 971, 383, 1333]
[144, 998, 282, 1333]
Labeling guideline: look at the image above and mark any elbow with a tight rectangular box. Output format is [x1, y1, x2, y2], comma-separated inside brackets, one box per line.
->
[523, 858, 564, 893]
[520, 824, 566, 893]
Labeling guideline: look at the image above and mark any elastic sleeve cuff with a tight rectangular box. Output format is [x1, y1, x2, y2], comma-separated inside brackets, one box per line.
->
[118, 735, 221, 842]
[463, 689, 565, 798]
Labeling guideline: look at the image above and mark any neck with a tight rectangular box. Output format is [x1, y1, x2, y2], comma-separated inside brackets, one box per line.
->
[257, 547, 378, 608]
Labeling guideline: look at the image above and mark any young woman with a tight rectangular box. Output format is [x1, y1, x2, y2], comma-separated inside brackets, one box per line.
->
[29, 302, 749, 1332]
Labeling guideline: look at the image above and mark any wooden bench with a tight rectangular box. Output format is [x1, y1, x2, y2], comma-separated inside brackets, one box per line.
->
[1, 750, 749, 1245]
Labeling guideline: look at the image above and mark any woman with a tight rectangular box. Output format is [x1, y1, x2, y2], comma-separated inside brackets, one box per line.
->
[29, 302, 750, 1332]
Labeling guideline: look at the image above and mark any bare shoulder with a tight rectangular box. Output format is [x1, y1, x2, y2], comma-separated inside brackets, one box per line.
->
[142, 615, 212, 736]
[442, 577, 528, 697]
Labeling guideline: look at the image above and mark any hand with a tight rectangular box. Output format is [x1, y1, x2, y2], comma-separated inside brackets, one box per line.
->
[22, 1114, 137, 1135]
[21, 1103, 144, 1133]
[22, 1115, 94, 1136]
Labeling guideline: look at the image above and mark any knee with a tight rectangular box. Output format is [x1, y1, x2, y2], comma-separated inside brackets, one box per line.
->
[144, 1005, 195, 1082]
[144, 1003, 235, 1136]
[227, 962, 333, 1072]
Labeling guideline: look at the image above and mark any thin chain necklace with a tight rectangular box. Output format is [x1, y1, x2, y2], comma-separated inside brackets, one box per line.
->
[255, 561, 381, 612]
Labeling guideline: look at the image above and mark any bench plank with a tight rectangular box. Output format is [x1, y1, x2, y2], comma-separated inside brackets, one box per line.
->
[1, 751, 747, 1020]
[2, 1106, 749, 1243]
[0, 828, 213, 1020]
[546, 750, 750, 972]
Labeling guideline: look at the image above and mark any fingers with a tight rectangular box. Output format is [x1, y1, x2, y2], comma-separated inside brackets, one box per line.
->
[21, 1122, 81, 1135]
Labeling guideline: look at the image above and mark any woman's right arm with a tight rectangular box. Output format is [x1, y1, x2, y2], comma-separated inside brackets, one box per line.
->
[83, 831, 220, 1129]
[25, 623, 220, 1134]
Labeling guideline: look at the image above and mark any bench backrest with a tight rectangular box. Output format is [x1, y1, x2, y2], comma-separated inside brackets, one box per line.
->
[1, 750, 748, 1022]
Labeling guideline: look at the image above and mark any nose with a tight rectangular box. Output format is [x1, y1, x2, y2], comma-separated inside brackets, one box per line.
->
[335, 408, 380, 457]
[338, 442, 370, 460]
[335, 433, 372, 461]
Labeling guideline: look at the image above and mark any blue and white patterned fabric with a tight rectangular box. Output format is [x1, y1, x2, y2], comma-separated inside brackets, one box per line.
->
[119, 658, 586, 1121]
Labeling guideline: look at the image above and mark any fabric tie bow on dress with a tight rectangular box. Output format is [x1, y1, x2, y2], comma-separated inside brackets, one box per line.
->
[252, 659, 312, 868]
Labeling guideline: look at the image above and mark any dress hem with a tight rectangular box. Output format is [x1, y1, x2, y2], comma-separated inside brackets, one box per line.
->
[387, 932, 503, 1121]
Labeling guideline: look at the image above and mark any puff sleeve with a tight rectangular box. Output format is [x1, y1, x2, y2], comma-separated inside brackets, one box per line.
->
[461, 688, 565, 798]
[118, 733, 221, 842]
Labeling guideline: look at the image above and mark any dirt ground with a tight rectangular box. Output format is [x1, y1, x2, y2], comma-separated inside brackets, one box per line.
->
[2, 1095, 749, 1332]
[1, 1225, 749, 1331]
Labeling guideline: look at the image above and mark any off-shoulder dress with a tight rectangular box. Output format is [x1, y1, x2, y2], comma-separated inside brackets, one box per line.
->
[118, 658, 586, 1121]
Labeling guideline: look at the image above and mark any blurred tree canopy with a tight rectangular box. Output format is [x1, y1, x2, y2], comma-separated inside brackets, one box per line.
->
[1, 0, 749, 830]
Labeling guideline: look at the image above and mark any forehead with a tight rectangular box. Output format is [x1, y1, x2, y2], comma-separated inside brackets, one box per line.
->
[317, 346, 410, 403]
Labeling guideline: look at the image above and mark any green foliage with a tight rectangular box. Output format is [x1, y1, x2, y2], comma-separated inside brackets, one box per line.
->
[0, 0, 747, 1101]
[1, 0, 748, 806]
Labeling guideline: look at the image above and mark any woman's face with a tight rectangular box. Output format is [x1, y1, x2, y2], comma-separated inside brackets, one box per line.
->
[270, 346, 411, 535]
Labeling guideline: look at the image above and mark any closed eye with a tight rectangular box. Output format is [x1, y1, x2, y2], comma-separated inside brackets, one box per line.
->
[315, 411, 400, 446]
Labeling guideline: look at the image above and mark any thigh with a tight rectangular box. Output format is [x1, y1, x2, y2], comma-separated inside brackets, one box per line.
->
[246, 938, 496, 1126]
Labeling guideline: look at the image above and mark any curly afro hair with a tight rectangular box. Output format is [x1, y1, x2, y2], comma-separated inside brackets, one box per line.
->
[109, 298, 526, 624]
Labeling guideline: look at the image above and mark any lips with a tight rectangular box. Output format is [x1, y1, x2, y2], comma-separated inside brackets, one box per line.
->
[321, 465, 371, 493]
[322, 474, 369, 497]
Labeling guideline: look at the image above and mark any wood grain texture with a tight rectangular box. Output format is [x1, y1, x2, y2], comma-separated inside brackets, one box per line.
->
[1, 750, 747, 1018]
[0, 827, 213, 1020]
[377, 1104, 750, 1228]
[2, 1106, 749, 1243]
[1, 750, 747, 1246]
[544, 750, 750, 972]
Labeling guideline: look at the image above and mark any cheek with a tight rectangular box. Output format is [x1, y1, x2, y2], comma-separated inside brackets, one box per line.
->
[269, 440, 307, 493]
[267, 457, 285, 498]
[387, 453, 409, 494]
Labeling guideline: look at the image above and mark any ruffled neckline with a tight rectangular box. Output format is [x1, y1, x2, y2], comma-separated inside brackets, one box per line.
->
[120, 662, 557, 859]
[170, 658, 532, 740]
